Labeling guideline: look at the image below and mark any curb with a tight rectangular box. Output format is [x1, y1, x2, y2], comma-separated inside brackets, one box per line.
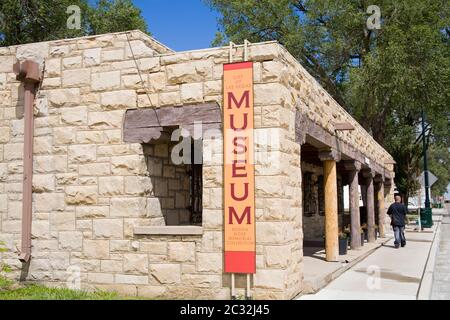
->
[296, 237, 392, 298]
[417, 216, 442, 300]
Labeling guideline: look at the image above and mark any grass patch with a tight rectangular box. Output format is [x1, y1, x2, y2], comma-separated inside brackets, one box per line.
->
[0, 275, 124, 300]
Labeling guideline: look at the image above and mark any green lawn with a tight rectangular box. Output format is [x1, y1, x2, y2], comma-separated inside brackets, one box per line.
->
[0, 275, 123, 300]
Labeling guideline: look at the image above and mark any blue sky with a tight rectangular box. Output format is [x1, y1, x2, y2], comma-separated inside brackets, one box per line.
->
[132, 0, 221, 51]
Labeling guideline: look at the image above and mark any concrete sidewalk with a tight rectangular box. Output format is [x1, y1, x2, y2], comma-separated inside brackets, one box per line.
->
[298, 215, 441, 300]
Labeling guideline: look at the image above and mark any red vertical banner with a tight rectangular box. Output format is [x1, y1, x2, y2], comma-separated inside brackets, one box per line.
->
[223, 61, 256, 274]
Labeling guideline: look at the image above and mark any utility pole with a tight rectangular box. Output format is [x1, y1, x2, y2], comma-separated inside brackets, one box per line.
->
[420, 109, 433, 228]
[421, 110, 431, 209]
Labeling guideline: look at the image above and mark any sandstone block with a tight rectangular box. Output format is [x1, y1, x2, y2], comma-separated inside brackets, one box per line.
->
[62, 56, 82, 69]
[34, 193, 65, 212]
[0, 127, 10, 143]
[0, 194, 7, 212]
[45, 58, 61, 77]
[125, 40, 153, 58]
[93, 219, 123, 238]
[110, 197, 147, 217]
[47, 88, 80, 107]
[110, 240, 130, 252]
[147, 72, 166, 92]
[88, 272, 114, 284]
[168, 242, 195, 262]
[111, 155, 147, 175]
[41, 77, 61, 89]
[0, 73, 6, 89]
[159, 91, 180, 106]
[88, 110, 124, 129]
[265, 245, 290, 268]
[59, 231, 83, 250]
[123, 254, 148, 274]
[4, 143, 23, 161]
[0, 163, 7, 182]
[83, 240, 109, 259]
[76, 206, 109, 218]
[138, 57, 160, 72]
[83, 48, 101, 66]
[60, 106, 88, 125]
[78, 163, 111, 176]
[150, 264, 181, 284]
[99, 176, 124, 196]
[68, 145, 96, 163]
[101, 260, 123, 272]
[196, 253, 222, 273]
[124, 176, 153, 195]
[139, 242, 167, 255]
[115, 274, 148, 285]
[76, 131, 104, 144]
[65, 186, 98, 205]
[92, 71, 121, 91]
[32, 174, 55, 193]
[121, 75, 144, 89]
[31, 220, 50, 239]
[254, 83, 284, 105]
[101, 90, 137, 109]
[182, 274, 221, 288]
[62, 69, 90, 87]
[53, 127, 76, 144]
[254, 269, 285, 290]
[181, 83, 203, 103]
[204, 80, 221, 96]
[166, 61, 211, 84]
[0, 56, 14, 73]
[146, 198, 163, 218]
[249, 43, 279, 61]
[50, 211, 75, 231]
[34, 155, 67, 173]
[102, 49, 124, 62]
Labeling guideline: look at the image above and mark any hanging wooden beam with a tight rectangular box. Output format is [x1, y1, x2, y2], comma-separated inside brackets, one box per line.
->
[333, 121, 355, 131]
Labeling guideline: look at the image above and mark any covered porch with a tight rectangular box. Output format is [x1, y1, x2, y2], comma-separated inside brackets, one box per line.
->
[297, 114, 394, 263]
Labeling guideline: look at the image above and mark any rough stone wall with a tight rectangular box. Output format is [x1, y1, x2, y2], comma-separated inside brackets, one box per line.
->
[0, 33, 304, 299]
[0, 31, 394, 299]
[301, 162, 324, 239]
[143, 143, 191, 226]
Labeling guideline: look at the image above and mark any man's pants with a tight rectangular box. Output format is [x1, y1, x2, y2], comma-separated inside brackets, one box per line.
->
[393, 226, 406, 247]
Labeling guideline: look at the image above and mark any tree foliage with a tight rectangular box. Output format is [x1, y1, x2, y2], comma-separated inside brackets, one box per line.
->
[207, 0, 450, 200]
[0, 0, 148, 46]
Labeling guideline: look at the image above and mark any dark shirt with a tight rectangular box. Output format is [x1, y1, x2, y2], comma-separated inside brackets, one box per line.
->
[387, 202, 407, 226]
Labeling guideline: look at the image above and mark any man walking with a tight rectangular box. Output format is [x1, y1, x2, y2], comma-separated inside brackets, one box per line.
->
[387, 195, 407, 248]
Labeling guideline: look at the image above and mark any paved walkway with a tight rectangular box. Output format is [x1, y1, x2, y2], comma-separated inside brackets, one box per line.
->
[298, 218, 439, 300]
[301, 238, 388, 294]
[431, 206, 450, 299]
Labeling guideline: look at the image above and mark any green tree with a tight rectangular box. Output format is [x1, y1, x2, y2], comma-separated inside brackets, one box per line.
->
[207, 0, 449, 201]
[87, 0, 148, 35]
[428, 144, 450, 198]
[0, 0, 148, 47]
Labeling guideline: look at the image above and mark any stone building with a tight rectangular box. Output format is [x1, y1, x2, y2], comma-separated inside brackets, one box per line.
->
[0, 30, 395, 299]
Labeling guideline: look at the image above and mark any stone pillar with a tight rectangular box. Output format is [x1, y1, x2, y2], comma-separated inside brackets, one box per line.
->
[319, 149, 340, 262]
[375, 175, 386, 238]
[363, 169, 376, 243]
[344, 161, 362, 249]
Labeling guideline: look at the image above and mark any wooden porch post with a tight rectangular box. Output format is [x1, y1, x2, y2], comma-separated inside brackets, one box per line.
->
[375, 175, 386, 238]
[363, 169, 376, 243]
[319, 149, 340, 262]
[344, 161, 362, 249]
